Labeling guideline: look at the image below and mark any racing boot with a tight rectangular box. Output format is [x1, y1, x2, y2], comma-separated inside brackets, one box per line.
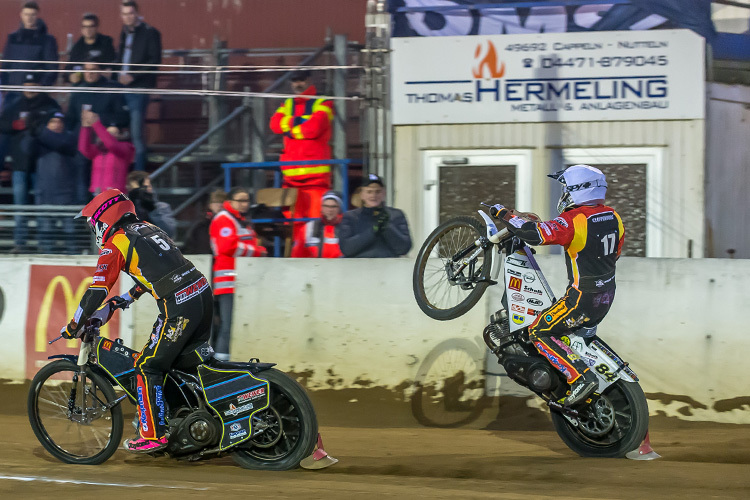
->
[564, 369, 598, 407]
[124, 435, 168, 453]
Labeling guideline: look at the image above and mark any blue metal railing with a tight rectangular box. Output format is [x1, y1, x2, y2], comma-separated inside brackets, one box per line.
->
[220, 159, 353, 256]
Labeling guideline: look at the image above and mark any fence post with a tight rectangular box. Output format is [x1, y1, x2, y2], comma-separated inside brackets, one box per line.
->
[333, 34, 348, 193]
[250, 97, 267, 190]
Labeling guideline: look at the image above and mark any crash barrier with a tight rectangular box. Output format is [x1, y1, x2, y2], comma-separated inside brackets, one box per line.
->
[221, 159, 354, 256]
[0, 204, 93, 254]
[1, 254, 748, 424]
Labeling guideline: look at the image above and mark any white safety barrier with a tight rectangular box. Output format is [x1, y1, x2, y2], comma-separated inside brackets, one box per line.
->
[2, 255, 748, 423]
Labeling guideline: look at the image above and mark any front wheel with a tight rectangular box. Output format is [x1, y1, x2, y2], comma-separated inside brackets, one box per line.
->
[27, 359, 123, 465]
[231, 369, 318, 470]
[413, 216, 493, 321]
[551, 380, 649, 458]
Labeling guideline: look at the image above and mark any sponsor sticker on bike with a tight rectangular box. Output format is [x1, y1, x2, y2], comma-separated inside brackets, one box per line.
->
[527, 297, 543, 306]
[238, 387, 265, 403]
[511, 304, 525, 313]
[523, 273, 536, 283]
[511, 293, 525, 302]
[512, 313, 525, 324]
[523, 285, 543, 295]
[508, 277, 522, 291]
[225, 402, 254, 417]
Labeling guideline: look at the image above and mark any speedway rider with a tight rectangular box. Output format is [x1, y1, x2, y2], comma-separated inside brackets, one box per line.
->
[491, 165, 624, 407]
[60, 189, 214, 453]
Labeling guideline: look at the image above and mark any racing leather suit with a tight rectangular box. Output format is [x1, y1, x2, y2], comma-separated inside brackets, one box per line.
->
[69, 219, 213, 440]
[497, 205, 624, 385]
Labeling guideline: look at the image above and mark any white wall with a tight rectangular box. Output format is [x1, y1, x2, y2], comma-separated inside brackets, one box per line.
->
[393, 120, 706, 258]
[3, 255, 748, 423]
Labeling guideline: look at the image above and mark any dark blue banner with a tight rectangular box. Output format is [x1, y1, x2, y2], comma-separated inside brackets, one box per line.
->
[390, 1, 716, 41]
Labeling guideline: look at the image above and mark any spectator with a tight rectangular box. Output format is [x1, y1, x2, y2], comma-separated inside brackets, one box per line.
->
[78, 109, 134, 195]
[183, 188, 227, 254]
[66, 59, 129, 204]
[209, 187, 266, 360]
[338, 174, 412, 258]
[116, 0, 162, 171]
[0, 1, 59, 93]
[68, 13, 116, 84]
[34, 112, 77, 253]
[0, 73, 60, 252]
[126, 170, 176, 238]
[269, 69, 334, 243]
[291, 190, 344, 258]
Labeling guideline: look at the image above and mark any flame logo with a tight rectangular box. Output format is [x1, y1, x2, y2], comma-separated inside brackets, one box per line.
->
[472, 41, 505, 79]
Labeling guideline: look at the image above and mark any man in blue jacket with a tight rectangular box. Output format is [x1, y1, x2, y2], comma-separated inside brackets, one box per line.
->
[1, 2, 58, 92]
[338, 174, 412, 258]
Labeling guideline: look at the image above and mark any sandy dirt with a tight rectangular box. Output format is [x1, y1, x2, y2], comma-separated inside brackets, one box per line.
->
[2, 381, 749, 499]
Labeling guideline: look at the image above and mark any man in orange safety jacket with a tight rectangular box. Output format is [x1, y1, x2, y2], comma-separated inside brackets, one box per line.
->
[209, 187, 266, 360]
[269, 70, 334, 241]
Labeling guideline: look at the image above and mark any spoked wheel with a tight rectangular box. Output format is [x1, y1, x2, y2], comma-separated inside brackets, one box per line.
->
[231, 369, 318, 470]
[27, 359, 123, 465]
[551, 380, 649, 458]
[413, 216, 494, 321]
[411, 339, 487, 427]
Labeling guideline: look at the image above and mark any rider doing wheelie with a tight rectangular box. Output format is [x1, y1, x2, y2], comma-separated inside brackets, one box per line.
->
[490, 164, 624, 406]
[60, 189, 214, 453]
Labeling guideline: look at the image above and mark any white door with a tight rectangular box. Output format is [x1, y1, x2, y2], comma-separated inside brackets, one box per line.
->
[422, 149, 533, 241]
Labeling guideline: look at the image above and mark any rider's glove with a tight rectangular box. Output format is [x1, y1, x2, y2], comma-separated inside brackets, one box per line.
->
[107, 295, 131, 311]
[60, 321, 81, 340]
[490, 204, 507, 219]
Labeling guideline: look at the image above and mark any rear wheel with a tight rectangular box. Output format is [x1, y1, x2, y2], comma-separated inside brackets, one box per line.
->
[27, 359, 123, 465]
[413, 216, 493, 321]
[551, 380, 649, 458]
[231, 369, 318, 471]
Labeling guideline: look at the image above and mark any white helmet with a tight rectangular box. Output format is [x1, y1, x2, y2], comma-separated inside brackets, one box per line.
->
[548, 164, 607, 214]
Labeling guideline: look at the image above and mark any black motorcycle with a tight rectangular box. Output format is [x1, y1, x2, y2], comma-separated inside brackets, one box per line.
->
[27, 315, 319, 470]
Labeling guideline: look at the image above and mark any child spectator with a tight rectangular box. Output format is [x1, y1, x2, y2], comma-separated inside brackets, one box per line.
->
[78, 109, 134, 194]
[291, 190, 344, 258]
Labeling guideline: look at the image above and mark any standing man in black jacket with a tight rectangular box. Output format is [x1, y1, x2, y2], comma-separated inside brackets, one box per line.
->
[68, 13, 116, 84]
[116, 1, 161, 171]
[338, 174, 412, 258]
[0, 2, 58, 92]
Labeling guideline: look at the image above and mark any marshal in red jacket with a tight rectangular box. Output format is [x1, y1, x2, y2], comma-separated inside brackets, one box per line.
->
[209, 201, 266, 295]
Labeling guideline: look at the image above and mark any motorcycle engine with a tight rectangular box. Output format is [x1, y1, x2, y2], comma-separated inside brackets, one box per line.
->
[167, 408, 221, 455]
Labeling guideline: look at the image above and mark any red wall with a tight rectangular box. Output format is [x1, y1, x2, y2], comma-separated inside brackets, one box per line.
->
[0, 0, 367, 51]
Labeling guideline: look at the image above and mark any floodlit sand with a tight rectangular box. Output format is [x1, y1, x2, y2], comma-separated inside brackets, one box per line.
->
[2, 382, 749, 499]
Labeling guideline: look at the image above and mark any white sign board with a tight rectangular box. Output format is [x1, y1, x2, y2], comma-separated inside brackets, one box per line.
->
[391, 30, 705, 124]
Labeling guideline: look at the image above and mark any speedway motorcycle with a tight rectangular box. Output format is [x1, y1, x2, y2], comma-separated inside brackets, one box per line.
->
[27, 308, 320, 469]
[412, 205, 649, 458]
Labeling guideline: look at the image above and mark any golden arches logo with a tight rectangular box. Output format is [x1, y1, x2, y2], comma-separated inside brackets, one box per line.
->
[472, 41, 505, 79]
[35, 275, 111, 352]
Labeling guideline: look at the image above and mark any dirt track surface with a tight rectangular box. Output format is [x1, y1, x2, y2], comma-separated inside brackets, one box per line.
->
[2, 382, 749, 499]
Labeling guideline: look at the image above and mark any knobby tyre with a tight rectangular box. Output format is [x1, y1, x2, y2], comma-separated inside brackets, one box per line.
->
[413, 216, 493, 321]
[551, 379, 649, 458]
[231, 368, 318, 470]
[27, 359, 123, 465]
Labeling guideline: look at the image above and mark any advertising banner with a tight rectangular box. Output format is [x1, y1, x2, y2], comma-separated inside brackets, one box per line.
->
[25, 265, 120, 379]
[391, 29, 704, 124]
[389, 0, 716, 41]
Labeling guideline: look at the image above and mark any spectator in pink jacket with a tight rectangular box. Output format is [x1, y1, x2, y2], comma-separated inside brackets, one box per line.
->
[78, 108, 134, 194]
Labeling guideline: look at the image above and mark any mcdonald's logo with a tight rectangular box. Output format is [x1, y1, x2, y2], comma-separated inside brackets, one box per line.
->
[508, 276, 522, 291]
[25, 265, 119, 379]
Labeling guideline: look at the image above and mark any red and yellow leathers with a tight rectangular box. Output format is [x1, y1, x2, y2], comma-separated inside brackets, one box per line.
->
[209, 201, 266, 295]
[67, 219, 212, 441]
[290, 214, 343, 258]
[498, 204, 624, 384]
[270, 85, 334, 241]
